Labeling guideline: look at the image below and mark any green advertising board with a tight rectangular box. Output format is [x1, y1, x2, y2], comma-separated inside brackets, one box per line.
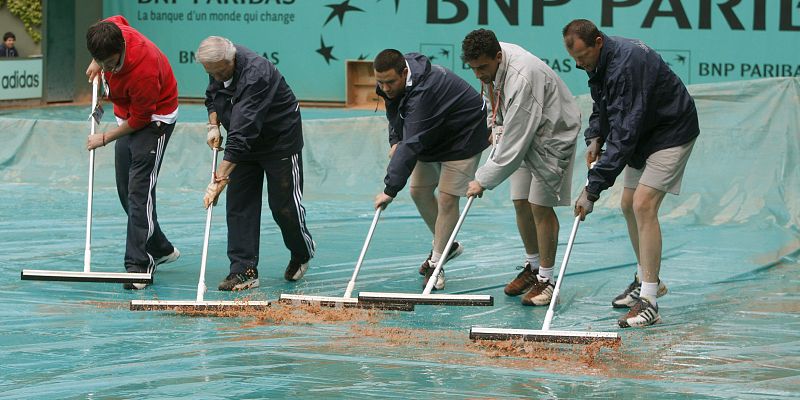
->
[103, 0, 800, 101]
[0, 59, 43, 100]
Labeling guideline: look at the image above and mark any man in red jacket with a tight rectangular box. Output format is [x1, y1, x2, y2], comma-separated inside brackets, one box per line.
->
[85, 16, 180, 290]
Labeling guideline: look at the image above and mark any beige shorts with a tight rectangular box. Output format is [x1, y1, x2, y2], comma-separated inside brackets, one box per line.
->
[409, 153, 482, 196]
[509, 155, 575, 207]
[623, 139, 696, 195]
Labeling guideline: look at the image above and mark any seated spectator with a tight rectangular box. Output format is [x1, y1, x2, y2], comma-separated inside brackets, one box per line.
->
[1, 32, 19, 57]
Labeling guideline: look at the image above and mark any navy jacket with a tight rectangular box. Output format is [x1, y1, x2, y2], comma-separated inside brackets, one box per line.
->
[378, 53, 490, 197]
[0, 46, 18, 57]
[205, 45, 302, 163]
[584, 35, 699, 196]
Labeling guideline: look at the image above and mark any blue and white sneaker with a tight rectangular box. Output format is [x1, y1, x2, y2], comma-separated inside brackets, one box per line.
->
[612, 274, 668, 308]
[618, 298, 661, 328]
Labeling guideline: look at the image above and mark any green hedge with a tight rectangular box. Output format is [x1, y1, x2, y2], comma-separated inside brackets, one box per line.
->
[1, 0, 42, 44]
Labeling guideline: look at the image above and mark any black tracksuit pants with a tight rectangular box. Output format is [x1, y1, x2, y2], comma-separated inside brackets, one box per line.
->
[226, 152, 314, 274]
[114, 122, 175, 273]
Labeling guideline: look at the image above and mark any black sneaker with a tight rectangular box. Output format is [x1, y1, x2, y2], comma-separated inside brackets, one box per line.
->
[611, 274, 669, 308]
[284, 259, 309, 282]
[154, 247, 180, 266]
[218, 269, 259, 291]
[418, 241, 464, 275]
[618, 297, 661, 328]
[123, 266, 151, 290]
[123, 282, 148, 290]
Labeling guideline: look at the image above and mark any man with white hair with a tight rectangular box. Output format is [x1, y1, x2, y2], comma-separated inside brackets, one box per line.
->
[198, 36, 315, 291]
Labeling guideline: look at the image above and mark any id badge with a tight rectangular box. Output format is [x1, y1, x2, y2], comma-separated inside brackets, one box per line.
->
[492, 125, 504, 145]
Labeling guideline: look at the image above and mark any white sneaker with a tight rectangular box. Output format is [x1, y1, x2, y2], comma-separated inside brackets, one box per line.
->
[154, 247, 181, 266]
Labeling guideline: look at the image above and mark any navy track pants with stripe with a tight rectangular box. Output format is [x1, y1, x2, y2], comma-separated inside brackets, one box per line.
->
[114, 122, 175, 273]
[226, 152, 314, 274]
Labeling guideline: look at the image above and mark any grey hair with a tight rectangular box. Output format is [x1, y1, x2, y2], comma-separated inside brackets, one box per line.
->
[196, 36, 236, 63]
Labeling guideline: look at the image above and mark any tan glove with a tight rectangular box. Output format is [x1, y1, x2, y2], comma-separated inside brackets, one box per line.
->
[574, 187, 598, 221]
[207, 124, 222, 149]
[203, 176, 228, 208]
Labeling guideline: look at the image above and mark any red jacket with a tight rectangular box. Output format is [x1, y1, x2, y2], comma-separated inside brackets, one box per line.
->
[103, 15, 178, 130]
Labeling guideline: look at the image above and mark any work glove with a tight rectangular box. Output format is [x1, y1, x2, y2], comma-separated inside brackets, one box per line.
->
[574, 187, 599, 221]
[586, 136, 603, 168]
[207, 124, 222, 149]
[204, 175, 228, 208]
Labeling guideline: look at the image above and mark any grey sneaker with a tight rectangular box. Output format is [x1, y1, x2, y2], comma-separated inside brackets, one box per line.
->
[418, 241, 463, 275]
[284, 259, 309, 282]
[618, 297, 661, 328]
[218, 269, 259, 291]
[422, 263, 445, 290]
[154, 247, 180, 266]
[612, 275, 668, 308]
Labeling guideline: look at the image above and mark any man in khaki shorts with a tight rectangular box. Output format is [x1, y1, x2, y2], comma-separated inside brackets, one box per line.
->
[461, 29, 581, 307]
[372, 49, 490, 290]
[563, 19, 700, 328]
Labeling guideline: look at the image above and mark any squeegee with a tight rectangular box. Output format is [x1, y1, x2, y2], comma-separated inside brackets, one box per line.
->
[359, 196, 493, 307]
[279, 208, 413, 311]
[470, 215, 620, 344]
[131, 148, 269, 312]
[21, 76, 153, 285]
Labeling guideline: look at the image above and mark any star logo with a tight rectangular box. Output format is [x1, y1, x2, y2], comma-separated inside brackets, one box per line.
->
[358, 53, 370, 60]
[439, 48, 450, 58]
[316, 36, 338, 65]
[675, 54, 686, 64]
[324, 0, 364, 26]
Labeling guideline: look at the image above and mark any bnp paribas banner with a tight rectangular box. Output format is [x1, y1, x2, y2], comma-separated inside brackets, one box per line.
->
[104, 0, 800, 101]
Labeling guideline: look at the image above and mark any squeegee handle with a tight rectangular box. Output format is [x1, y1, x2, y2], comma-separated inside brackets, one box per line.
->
[542, 164, 596, 330]
[196, 148, 219, 302]
[84, 76, 100, 272]
[343, 207, 382, 298]
[542, 213, 581, 331]
[422, 196, 474, 295]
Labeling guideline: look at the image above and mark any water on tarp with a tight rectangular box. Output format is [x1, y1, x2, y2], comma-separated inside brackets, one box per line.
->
[1, 78, 798, 398]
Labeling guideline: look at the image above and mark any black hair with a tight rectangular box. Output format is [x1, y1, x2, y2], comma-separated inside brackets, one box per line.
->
[86, 21, 124, 61]
[461, 28, 501, 62]
[3, 32, 15, 41]
[562, 19, 602, 48]
[373, 49, 406, 74]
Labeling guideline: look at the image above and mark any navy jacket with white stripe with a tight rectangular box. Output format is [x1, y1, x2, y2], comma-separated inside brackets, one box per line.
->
[205, 45, 303, 163]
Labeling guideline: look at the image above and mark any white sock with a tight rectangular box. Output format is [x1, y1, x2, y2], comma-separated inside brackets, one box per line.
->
[537, 266, 554, 282]
[640, 281, 658, 305]
[431, 251, 442, 264]
[636, 264, 643, 282]
[525, 253, 540, 267]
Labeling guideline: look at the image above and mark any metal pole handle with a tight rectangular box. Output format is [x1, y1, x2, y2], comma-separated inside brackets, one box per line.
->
[542, 165, 594, 330]
[422, 196, 475, 294]
[343, 207, 382, 298]
[196, 148, 219, 302]
[541, 215, 581, 331]
[83, 76, 99, 272]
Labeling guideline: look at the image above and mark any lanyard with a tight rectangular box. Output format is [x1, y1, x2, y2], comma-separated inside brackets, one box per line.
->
[482, 83, 502, 127]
